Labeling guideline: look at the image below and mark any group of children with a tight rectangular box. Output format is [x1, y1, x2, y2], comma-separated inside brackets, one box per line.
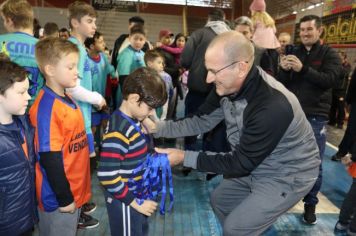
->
[0, 0, 173, 236]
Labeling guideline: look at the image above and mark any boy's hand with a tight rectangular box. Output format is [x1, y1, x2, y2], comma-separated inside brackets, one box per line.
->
[142, 116, 157, 134]
[130, 199, 157, 216]
[95, 98, 107, 110]
[155, 148, 185, 166]
[59, 202, 76, 214]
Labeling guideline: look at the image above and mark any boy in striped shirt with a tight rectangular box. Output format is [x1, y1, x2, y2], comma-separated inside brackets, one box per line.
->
[98, 67, 167, 236]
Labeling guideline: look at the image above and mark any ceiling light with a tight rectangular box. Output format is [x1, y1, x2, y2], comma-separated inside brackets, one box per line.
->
[292, 11, 297, 14]
[307, 5, 315, 9]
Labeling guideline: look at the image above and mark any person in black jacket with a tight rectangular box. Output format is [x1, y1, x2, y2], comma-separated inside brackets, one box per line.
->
[147, 31, 320, 235]
[180, 8, 230, 155]
[332, 68, 356, 161]
[278, 15, 342, 225]
[0, 60, 37, 236]
[111, 16, 151, 70]
[329, 51, 351, 129]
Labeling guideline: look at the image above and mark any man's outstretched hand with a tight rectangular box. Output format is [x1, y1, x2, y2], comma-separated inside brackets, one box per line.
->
[155, 147, 185, 166]
[142, 116, 157, 134]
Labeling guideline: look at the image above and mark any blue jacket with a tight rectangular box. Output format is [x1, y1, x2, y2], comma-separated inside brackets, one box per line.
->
[0, 115, 37, 235]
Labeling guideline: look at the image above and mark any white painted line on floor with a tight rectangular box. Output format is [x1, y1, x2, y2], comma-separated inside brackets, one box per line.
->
[326, 142, 338, 151]
[288, 192, 339, 214]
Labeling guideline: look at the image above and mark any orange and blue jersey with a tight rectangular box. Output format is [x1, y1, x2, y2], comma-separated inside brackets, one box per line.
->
[29, 87, 91, 212]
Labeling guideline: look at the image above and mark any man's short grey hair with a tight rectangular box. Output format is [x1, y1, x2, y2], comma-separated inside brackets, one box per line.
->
[208, 31, 255, 65]
[234, 16, 254, 32]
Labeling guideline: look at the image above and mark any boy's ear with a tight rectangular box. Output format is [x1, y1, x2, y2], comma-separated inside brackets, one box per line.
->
[127, 93, 140, 104]
[70, 18, 80, 29]
[3, 16, 14, 30]
[43, 64, 55, 78]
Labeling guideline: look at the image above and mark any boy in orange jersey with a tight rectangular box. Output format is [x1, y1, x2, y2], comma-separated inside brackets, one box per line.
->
[29, 37, 91, 236]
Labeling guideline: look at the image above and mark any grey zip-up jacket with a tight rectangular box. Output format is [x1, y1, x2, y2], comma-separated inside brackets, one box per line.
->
[155, 66, 320, 178]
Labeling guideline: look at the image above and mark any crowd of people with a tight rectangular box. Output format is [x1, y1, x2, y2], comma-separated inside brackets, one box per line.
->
[0, 0, 356, 235]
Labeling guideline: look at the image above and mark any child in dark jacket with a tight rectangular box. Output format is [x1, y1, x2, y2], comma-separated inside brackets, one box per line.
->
[0, 60, 36, 235]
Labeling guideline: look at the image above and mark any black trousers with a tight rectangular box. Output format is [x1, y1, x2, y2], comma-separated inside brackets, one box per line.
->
[338, 101, 356, 156]
[329, 94, 346, 125]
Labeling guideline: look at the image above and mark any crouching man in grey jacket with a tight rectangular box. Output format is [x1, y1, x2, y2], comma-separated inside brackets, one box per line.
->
[146, 31, 320, 236]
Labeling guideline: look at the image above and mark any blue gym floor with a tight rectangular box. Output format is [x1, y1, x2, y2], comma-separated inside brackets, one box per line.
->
[57, 142, 349, 236]
[33, 93, 351, 235]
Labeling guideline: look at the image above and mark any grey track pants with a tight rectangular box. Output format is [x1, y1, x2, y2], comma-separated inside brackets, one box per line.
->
[210, 173, 318, 236]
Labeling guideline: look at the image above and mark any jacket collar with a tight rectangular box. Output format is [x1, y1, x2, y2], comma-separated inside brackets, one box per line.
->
[301, 40, 321, 52]
[228, 65, 259, 102]
[0, 115, 25, 133]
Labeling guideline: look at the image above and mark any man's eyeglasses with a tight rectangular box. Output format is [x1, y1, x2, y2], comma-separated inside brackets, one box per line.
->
[207, 60, 246, 76]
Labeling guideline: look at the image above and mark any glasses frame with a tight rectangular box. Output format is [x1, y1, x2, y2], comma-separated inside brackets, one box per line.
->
[207, 60, 247, 76]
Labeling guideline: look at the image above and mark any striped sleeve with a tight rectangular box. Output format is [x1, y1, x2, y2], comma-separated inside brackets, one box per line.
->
[97, 119, 135, 205]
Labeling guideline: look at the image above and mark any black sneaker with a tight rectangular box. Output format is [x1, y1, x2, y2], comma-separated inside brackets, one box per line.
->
[348, 228, 356, 236]
[303, 204, 317, 225]
[331, 152, 344, 162]
[206, 173, 218, 181]
[78, 211, 99, 229]
[82, 202, 97, 214]
[334, 221, 348, 233]
[181, 167, 192, 176]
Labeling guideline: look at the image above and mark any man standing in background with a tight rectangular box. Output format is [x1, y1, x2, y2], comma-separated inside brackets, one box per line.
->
[278, 15, 342, 225]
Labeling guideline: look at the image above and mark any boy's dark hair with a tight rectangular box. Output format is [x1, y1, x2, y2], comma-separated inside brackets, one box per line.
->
[299, 15, 322, 29]
[144, 49, 164, 65]
[33, 18, 41, 38]
[43, 22, 59, 37]
[0, 60, 27, 95]
[84, 31, 102, 49]
[68, 1, 97, 29]
[208, 8, 225, 22]
[130, 24, 146, 36]
[129, 16, 144, 25]
[59, 27, 70, 33]
[122, 67, 167, 108]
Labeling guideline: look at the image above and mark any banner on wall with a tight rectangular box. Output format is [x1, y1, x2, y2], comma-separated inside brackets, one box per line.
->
[294, 8, 356, 45]
[92, 0, 137, 12]
[323, 0, 354, 16]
